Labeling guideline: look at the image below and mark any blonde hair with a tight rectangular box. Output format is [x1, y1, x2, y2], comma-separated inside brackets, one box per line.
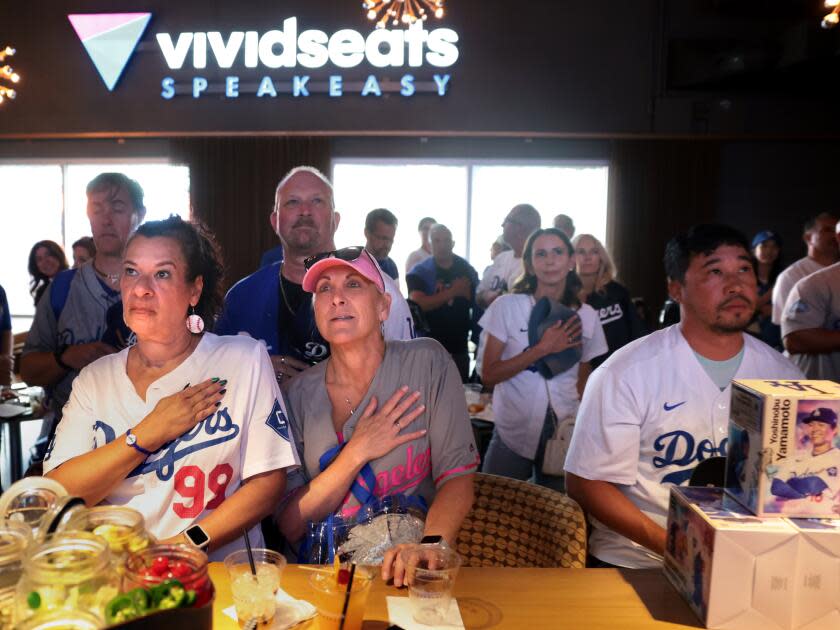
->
[572, 233, 615, 295]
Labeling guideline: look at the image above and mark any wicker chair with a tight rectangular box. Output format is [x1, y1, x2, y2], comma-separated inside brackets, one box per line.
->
[455, 473, 586, 568]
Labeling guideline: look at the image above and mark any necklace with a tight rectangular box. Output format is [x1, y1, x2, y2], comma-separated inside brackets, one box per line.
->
[278, 263, 297, 317]
[92, 261, 120, 286]
[344, 397, 357, 416]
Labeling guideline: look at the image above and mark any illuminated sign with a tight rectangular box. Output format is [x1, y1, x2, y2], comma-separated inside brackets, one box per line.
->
[68, 13, 151, 91]
[156, 19, 459, 69]
[70, 14, 458, 99]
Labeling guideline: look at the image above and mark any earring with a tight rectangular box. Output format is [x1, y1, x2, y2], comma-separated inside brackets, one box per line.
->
[186, 306, 205, 334]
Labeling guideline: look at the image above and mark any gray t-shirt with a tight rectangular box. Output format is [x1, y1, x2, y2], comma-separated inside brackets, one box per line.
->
[283, 338, 479, 520]
[22, 263, 122, 415]
[781, 262, 840, 380]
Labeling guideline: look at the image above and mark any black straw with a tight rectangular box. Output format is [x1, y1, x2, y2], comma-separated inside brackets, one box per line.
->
[338, 563, 356, 630]
[243, 529, 257, 575]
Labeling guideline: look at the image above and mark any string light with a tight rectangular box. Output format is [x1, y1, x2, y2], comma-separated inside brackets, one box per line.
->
[822, 0, 840, 28]
[0, 46, 20, 105]
[363, 0, 445, 29]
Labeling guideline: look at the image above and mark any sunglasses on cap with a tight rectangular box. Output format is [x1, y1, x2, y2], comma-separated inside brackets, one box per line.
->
[303, 246, 366, 270]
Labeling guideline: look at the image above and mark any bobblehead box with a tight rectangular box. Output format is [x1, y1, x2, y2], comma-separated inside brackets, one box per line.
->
[725, 379, 840, 519]
[663, 486, 840, 630]
[783, 518, 840, 629]
[664, 486, 799, 630]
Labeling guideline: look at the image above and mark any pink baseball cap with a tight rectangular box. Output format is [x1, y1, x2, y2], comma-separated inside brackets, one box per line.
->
[302, 246, 386, 293]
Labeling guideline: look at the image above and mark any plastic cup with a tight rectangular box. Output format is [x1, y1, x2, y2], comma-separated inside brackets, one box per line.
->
[308, 567, 373, 630]
[404, 546, 462, 625]
[224, 548, 286, 626]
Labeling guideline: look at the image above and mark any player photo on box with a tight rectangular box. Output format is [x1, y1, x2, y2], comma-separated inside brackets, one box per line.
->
[767, 400, 840, 515]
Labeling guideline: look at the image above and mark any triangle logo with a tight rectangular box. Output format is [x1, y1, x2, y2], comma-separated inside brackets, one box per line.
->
[68, 13, 152, 91]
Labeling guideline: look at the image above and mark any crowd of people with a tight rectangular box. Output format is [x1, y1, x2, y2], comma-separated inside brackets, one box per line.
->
[0, 164, 837, 573]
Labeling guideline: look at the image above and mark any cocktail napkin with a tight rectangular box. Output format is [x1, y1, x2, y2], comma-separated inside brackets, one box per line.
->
[223, 588, 317, 629]
[386, 596, 465, 629]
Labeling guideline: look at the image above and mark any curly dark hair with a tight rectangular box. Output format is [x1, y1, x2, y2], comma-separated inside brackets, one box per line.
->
[28, 240, 69, 304]
[128, 216, 225, 329]
[511, 228, 582, 309]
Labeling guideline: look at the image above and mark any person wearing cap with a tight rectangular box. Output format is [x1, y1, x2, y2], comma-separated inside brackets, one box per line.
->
[769, 406, 840, 514]
[565, 224, 803, 570]
[750, 230, 783, 348]
[771, 212, 839, 326]
[477, 227, 607, 490]
[276, 247, 478, 582]
[215, 166, 414, 383]
[781, 255, 840, 380]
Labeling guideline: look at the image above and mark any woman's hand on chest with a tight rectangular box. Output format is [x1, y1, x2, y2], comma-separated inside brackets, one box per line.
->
[344, 386, 428, 466]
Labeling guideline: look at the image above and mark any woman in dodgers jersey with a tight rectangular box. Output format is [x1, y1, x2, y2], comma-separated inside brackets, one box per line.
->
[45, 217, 299, 561]
[478, 228, 608, 490]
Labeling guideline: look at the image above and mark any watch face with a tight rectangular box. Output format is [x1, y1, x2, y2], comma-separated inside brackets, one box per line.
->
[186, 525, 210, 547]
[126, 433, 137, 446]
[420, 535, 443, 545]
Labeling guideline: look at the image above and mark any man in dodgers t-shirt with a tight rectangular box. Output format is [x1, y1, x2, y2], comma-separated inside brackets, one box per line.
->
[565, 225, 803, 569]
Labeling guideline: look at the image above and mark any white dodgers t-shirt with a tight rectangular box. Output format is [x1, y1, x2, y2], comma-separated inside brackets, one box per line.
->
[44, 333, 300, 561]
[477, 250, 524, 296]
[564, 325, 803, 568]
[478, 294, 608, 460]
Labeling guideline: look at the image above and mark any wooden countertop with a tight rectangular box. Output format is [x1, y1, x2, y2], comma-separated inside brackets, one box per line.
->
[209, 563, 703, 629]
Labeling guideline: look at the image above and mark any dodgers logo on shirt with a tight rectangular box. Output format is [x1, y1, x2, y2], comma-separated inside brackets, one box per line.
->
[94, 408, 240, 481]
[653, 430, 727, 485]
[789, 300, 809, 315]
[266, 399, 290, 442]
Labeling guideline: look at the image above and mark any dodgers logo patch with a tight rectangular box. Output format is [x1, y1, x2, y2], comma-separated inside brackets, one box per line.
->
[789, 300, 809, 315]
[266, 399, 290, 441]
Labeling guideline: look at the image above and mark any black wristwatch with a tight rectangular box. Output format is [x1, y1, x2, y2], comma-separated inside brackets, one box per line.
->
[54, 346, 72, 371]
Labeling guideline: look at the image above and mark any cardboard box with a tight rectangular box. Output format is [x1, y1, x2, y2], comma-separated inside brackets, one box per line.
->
[726, 380, 840, 519]
[785, 518, 840, 630]
[664, 486, 800, 630]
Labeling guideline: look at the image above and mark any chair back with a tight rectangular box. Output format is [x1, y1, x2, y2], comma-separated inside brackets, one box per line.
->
[455, 473, 586, 568]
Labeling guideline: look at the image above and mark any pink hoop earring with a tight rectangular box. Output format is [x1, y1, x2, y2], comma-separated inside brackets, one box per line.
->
[186, 306, 205, 334]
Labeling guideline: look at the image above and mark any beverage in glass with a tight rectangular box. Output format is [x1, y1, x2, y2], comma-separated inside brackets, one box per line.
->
[308, 568, 372, 630]
[406, 546, 462, 625]
[224, 548, 286, 626]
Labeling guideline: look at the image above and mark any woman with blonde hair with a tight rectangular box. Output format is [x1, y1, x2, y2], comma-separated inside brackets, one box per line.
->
[573, 234, 646, 367]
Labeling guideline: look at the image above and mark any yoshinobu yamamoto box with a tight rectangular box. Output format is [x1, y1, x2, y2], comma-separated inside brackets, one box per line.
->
[726, 380, 840, 518]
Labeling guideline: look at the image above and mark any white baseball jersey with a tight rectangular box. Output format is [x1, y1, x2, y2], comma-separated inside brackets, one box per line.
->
[477, 294, 608, 460]
[769, 447, 840, 515]
[44, 333, 300, 561]
[781, 262, 840, 381]
[477, 250, 524, 297]
[564, 325, 803, 568]
[772, 257, 824, 325]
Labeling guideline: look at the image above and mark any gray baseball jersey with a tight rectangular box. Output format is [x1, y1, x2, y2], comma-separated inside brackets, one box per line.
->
[283, 338, 479, 520]
[23, 263, 122, 415]
[781, 262, 840, 381]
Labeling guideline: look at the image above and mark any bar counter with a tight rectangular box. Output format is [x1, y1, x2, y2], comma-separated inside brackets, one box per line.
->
[208, 563, 702, 629]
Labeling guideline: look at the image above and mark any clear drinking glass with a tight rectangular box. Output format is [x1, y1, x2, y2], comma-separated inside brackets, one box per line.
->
[224, 548, 286, 626]
[308, 567, 373, 630]
[405, 546, 462, 625]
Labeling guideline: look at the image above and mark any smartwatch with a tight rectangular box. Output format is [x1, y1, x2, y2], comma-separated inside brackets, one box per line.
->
[184, 524, 210, 550]
[420, 534, 451, 550]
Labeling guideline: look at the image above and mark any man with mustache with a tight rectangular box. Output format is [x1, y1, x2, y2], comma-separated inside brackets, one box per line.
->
[21, 173, 146, 460]
[216, 166, 414, 382]
[565, 224, 802, 569]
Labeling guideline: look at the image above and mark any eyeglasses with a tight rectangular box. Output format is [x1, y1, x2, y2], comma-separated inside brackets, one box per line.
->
[303, 246, 366, 270]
